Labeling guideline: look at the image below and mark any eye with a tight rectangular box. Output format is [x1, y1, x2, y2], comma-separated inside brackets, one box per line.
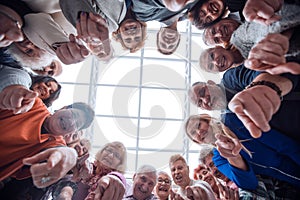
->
[134, 37, 141, 42]
[210, 52, 214, 60]
[124, 38, 132, 43]
[25, 49, 34, 56]
[48, 71, 54, 76]
[199, 10, 206, 17]
[214, 37, 220, 44]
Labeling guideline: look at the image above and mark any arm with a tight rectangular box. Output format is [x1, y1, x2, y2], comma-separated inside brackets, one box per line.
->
[212, 149, 258, 190]
[228, 73, 292, 138]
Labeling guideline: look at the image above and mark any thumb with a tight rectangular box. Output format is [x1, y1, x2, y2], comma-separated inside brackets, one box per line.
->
[244, 58, 261, 69]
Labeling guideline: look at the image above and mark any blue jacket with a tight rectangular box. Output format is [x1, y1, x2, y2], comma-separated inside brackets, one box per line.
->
[212, 113, 300, 190]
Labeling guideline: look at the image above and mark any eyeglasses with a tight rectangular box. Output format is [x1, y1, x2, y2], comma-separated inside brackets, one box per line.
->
[104, 147, 122, 160]
[157, 178, 171, 185]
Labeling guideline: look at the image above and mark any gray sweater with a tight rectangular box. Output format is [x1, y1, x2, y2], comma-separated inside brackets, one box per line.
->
[230, 3, 300, 61]
[0, 65, 32, 92]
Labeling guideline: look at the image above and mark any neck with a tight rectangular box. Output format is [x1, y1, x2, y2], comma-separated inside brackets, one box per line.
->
[180, 178, 191, 190]
[42, 117, 50, 133]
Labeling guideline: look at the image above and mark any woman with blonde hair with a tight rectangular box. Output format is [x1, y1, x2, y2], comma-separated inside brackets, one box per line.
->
[73, 141, 127, 200]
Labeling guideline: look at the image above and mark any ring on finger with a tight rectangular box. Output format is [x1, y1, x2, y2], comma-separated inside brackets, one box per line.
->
[41, 174, 51, 184]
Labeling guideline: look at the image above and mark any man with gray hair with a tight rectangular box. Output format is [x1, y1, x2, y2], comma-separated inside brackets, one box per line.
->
[169, 154, 216, 199]
[124, 165, 158, 200]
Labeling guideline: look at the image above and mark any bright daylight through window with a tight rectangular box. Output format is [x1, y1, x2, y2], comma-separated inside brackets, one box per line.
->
[51, 21, 223, 178]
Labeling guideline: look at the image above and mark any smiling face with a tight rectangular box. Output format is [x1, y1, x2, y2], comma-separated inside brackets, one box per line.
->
[157, 27, 180, 55]
[204, 18, 240, 46]
[188, 81, 227, 110]
[204, 154, 229, 182]
[45, 108, 86, 136]
[31, 81, 58, 100]
[119, 19, 143, 50]
[186, 117, 217, 144]
[200, 46, 234, 73]
[96, 145, 123, 171]
[155, 172, 171, 199]
[133, 172, 156, 200]
[170, 160, 190, 189]
[190, 0, 225, 29]
[14, 35, 44, 58]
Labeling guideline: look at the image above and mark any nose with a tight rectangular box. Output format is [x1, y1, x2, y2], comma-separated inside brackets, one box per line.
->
[141, 184, 149, 192]
[214, 31, 222, 37]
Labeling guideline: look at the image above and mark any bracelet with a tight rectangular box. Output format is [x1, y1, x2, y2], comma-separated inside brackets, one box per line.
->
[246, 80, 282, 100]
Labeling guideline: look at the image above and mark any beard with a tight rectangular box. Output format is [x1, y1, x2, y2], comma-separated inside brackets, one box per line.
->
[5, 43, 54, 70]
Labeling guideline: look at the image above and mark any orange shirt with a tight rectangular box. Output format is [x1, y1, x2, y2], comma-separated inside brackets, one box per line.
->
[0, 98, 66, 181]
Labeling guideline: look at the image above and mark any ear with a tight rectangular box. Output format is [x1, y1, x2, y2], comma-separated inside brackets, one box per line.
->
[207, 80, 216, 85]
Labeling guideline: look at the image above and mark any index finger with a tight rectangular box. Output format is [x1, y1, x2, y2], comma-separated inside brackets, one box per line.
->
[23, 148, 55, 165]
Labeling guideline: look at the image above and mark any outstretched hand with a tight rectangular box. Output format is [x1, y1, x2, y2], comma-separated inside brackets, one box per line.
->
[76, 12, 112, 60]
[94, 175, 125, 200]
[228, 85, 281, 138]
[243, 0, 283, 25]
[55, 34, 90, 65]
[245, 33, 289, 72]
[0, 11, 23, 47]
[23, 147, 77, 188]
[0, 85, 38, 114]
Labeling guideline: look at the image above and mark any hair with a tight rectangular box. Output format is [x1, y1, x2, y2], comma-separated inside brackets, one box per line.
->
[136, 165, 157, 175]
[188, 0, 226, 30]
[30, 75, 61, 107]
[157, 171, 171, 179]
[66, 102, 95, 130]
[156, 28, 181, 55]
[95, 141, 127, 172]
[169, 154, 187, 168]
[185, 114, 211, 142]
[193, 164, 208, 180]
[5, 43, 54, 70]
[198, 144, 215, 164]
[112, 21, 147, 53]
